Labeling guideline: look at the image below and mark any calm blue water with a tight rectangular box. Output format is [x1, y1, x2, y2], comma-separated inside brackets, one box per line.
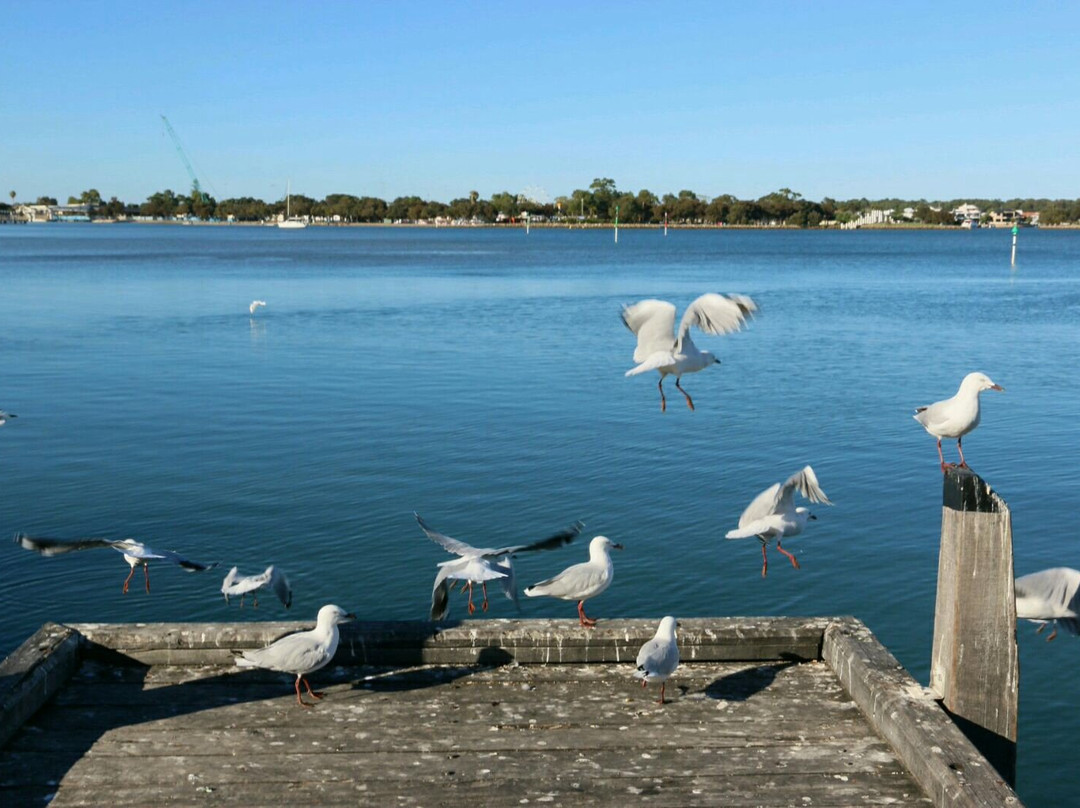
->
[1, 224, 1078, 804]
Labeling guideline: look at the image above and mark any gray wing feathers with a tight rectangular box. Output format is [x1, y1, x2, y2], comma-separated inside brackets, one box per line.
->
[622, 300, 677, 363]
[676, 293, 756, 350]
[415, 513, 478, 557]
[14, 533, 121, 556]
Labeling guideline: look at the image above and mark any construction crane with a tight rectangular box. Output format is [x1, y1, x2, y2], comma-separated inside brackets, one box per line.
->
[160, 115, 210, 203]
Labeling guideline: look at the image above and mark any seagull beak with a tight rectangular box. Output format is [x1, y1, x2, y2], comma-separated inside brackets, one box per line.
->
[344, 612, 358, 621]
[809, 514, 817, 521]
[991, 384, 1004, 392]
[612, 543, 624, 550]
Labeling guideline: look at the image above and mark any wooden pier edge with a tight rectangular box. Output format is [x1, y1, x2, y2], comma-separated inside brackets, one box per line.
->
[0, 623, 81, 750]
[824, 619, 1021, 808]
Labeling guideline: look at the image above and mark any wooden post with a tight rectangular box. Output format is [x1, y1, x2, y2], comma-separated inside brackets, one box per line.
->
[930, 466, 1018, 785]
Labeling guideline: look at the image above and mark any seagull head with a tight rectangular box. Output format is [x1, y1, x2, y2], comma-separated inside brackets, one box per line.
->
[589, 536, 623, 557]
[963, 371, 1004, 393]
[317, 604, 358, 627]
[703, 351, 720, 366]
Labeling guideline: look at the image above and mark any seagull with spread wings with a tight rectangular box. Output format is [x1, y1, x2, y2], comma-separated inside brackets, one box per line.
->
[1015, 567, 1080, 641]
[725, 465, 832, 577]
[222, 565, 292, 609]
[622, 293, 757, 412]
[15, 533, 218, 594]
[415, 513, 583, 620]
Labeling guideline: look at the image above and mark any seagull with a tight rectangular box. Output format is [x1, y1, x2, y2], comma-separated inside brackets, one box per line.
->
[222, 565, 292, 609]
[249, 300, 267, 315]
[14, 533, 218, 593]
[1015, 568, 1080, 641]
[416, 513, 583, 620]
[725, 465, 832, 577]
[0, 410, 16, 426]
[235, 604, 356, 707]
[524, 535, 623, 627]
[633, 616, 680, 704]
[913, 372, 1004, 472]
[622, 293, 757, 412]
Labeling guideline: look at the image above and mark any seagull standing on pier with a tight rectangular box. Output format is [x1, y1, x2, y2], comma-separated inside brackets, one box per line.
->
[221, 565, 292, 609]
[622, 293, 757, 412]
[235, 604, 356, 707]
[913, 372, 1004, 472]
[1015, 567, 1080, 641]
[633, 616, 680, 704]
[524, 535, 623, 627]
[725, 466, 832, 577]
[14, 533, 218, 593]
[416, 514, 583, 620]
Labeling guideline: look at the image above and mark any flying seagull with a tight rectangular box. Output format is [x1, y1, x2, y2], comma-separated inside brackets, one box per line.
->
[0, 410, 16, 426]
[633, 616, 680, 704]
[725, 465, 832, 577]
[249, 300, 267, 315]
[1015, 567, 1080, 641]
[14, 533, 218, 593]
[222, 565, 292, 608]
[235, 604, 356, 707]
[913, 372, 1004, 472]
[622, 293, 757, 412]
[416, 513, 583, 620]
[524, 535, 623, 627]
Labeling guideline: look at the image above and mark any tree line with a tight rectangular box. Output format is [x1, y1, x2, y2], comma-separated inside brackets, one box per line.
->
[6, 180, 1080, 226]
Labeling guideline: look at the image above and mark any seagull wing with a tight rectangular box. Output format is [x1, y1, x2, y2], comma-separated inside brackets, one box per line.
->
[269, 566, 292, 608]
[430, 564, 453, 621]
[675, 293, 756, 352]
[777, 465, 832, 512]
[487, 521, 585, 557]
[735, 483, 784, 528]
[138, 544, 217, 572]
[14, 533, 124, 556]
[1016, 568, 1080, 622]
[494, 557, 520, 610]
[415, 513, 481, 557]
[635, 636, 678, 679]
[622, 300, 677, 363]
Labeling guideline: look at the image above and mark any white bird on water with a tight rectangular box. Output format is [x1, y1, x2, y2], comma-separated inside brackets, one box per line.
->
[221, 565, 292, 609]
[235, 604, 356, 707]
[416, 513, 583, 620]
[524, 535, 623, 627]
[14, 533, 218, 593]
[633, 616, 680, 704]
[0, 410, 16, 426]
[249, 300, 267, 315]
[1015, 567, 1080, 641]
[725, 465, 832, 577]
[622, 293, 757, 412]
[913, 371, 1004, 472]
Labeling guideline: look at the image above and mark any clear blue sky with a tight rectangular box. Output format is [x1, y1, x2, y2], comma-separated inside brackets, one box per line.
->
[4, 1, 1078, 205]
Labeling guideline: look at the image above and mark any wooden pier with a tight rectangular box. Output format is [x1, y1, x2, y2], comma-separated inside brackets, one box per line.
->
[0, 616, 1021, 807]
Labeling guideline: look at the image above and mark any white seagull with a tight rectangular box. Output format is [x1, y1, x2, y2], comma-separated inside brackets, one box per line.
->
[1015, 567, 1080, 641]
[524, 535, 623, 627]
[249, 300, 267, 315]
[622, 293, 757, 412]
[14, 533, 218, 593]
[235, 604, 356, 707]
[633, 616, 680, 704]
[222, 565, 292, 609]
[0, 410, 17, 426]
[725, 465, 832, 577]
[416, 513, 583, 620]
[913, 372, 1004, 472]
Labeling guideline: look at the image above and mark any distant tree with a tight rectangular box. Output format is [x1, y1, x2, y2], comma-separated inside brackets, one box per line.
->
[35, 196, 58, 206]
[141, 189, 179, 218]
[589, 177, 617, 219]
[9, 191, 15, 205]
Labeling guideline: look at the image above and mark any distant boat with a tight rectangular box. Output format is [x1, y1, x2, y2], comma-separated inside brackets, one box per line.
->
[960, 219, 979, 230]
[278, 181, 307, 229]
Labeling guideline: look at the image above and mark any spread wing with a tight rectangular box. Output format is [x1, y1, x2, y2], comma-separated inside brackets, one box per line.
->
[675, 293, 756, 352]
[777, 465, 832, 512]
[622, 300, 677, 363]
[736, 482, 784, 528]
[430, 564, 453, 621]
[487, 521, 585, 557]
[14, 533, 124, 556]
[415, 513, 481, 557]
[135, 544, 216, 572]
[1016, 568, 1080, 625]
[269, 566, 292, 608]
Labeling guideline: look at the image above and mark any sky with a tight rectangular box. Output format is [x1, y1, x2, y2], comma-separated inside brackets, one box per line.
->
[4, 1, 1079, 205]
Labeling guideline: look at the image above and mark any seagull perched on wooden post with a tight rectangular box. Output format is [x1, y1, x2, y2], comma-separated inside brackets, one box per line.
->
[14, 533, 218, 593]
[621, 293, 757, 412]
[725, 466, 832, 577]
[913, 372, 1004, 472]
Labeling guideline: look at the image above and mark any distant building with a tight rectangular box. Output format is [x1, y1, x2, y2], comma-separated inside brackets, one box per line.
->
[14, 204, 92, 222]
[952, 204, 981, 224]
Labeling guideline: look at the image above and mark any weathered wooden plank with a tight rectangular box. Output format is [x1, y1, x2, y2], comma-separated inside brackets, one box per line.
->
[824, 618, 1021, 808]
[69, 617, 828, 666]
[0, 623, 81, 750]
[930, 467, 1019, 783]
[25, 772, 933, 808]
